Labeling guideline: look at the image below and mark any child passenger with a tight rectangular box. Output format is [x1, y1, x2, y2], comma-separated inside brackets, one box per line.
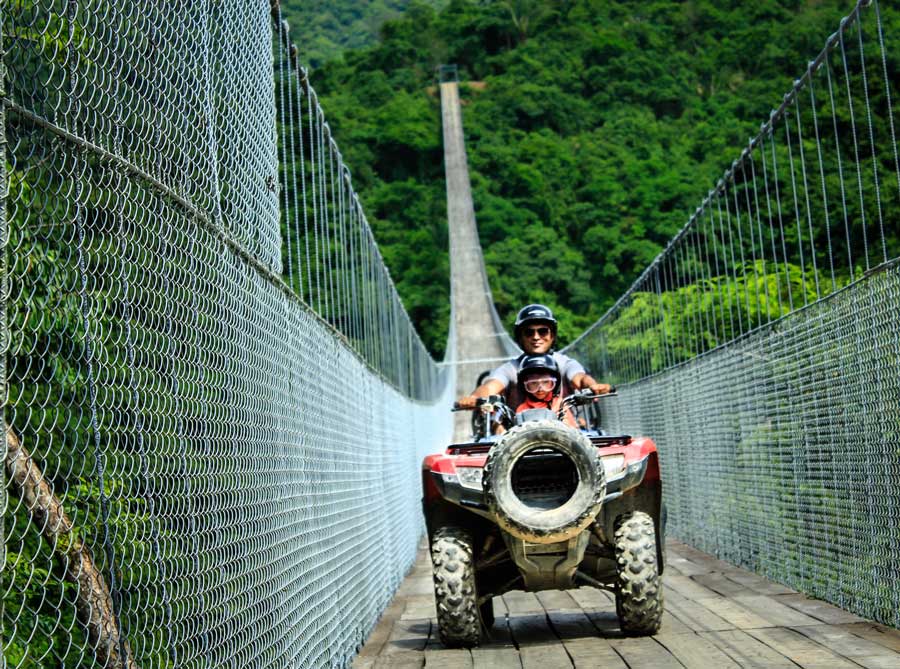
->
[515, 354, 578, 428]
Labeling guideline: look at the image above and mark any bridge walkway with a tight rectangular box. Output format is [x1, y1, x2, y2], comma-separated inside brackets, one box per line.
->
[354, 540, 900, 668]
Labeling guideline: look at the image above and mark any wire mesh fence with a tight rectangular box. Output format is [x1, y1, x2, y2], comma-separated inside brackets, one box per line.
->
[2, 1, 452, 667]
[567, 0, 900, 627]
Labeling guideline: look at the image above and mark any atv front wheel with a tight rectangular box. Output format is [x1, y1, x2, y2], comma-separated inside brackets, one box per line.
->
[431, 528, 482, 647]
[614, 511, 663, 635]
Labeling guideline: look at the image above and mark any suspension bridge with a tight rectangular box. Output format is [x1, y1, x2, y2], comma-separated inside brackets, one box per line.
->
[2, 1, 898, 668]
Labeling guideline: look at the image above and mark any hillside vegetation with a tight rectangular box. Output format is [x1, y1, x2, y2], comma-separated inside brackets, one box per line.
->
[310, 0, 893, 356]
[279, 0, 446, 68]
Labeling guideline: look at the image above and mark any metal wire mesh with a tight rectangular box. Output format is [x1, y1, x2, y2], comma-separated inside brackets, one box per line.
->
[567, 0, 900, 627]
[2, 2, 452, 667]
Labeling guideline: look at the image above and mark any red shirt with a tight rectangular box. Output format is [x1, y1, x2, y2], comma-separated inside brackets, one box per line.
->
[515, 395, 577, 428]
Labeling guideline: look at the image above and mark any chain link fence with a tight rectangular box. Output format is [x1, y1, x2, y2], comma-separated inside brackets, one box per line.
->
[568, 0, 900, 627]
[2, 1, 452, 667]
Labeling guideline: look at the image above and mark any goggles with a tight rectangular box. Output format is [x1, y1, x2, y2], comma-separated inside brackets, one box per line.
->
[523, 326, 552, 338]
[523, 376, 557, 393]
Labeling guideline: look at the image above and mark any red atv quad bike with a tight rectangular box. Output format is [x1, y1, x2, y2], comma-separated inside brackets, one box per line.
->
[422, 391, 665, 648]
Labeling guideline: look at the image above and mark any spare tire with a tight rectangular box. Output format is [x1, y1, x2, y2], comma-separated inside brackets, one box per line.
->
[483, 420, 606, 543]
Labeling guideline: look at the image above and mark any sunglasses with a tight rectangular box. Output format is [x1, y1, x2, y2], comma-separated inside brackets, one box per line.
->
[523, 326, 551, 338]
[523, 376, 557, 393]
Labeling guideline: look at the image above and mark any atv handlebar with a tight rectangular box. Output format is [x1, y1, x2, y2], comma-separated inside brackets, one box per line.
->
[451, 395, 505, 412]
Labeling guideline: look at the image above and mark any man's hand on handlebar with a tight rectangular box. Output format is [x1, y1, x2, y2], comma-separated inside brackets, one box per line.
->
[589, 383, 614, 395]
[453, 395, 479, 411]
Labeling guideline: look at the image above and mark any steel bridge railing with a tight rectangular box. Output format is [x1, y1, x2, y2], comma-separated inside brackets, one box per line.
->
[567, 0, 900, 627]
[1, 1, 453, 667]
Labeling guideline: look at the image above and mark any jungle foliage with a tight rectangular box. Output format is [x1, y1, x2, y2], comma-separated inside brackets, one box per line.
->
[305, 0, 899, 356]
[278, 0, 447, 68]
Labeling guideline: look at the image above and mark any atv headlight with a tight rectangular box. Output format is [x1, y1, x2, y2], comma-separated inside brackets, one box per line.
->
[456, 466, 484, 491]
[601, 454, 626, 478]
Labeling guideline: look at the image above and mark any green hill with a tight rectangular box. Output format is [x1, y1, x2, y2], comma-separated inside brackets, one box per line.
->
[279, 0, 446, 68]
[309, 0, 898, 356]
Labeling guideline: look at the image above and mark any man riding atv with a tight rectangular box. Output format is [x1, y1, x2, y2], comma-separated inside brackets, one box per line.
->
[455, 303, 613, 413]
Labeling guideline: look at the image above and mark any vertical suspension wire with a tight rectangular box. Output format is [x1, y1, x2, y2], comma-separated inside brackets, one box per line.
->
[294, 66, 309, 302]
[855, 16, 888, 264]
[275, 9, 293, 286]
[783, 106, 811, 305]
[327, 138, 340, 327]
[748, 151, 774, 324]
[807, 70, 838, 294]
[306, 86, 319, 308]
[839, 26, 871, 271]
[824, 53, 855, 278]
[730, 174, 753, 330]
[318, 111, 330, 322]
[794, 86, 822, 299]
[769, 123, 795, 311]
[740, 158, 763, 327]
[759, 128, 785, 317]
[872, 0, 900, 249]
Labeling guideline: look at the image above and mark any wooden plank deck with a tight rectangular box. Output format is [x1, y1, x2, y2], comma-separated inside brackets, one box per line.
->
[353, 540, 900, 668]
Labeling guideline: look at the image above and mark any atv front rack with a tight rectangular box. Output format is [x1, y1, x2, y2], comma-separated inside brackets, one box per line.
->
[447, 434, 632, 456]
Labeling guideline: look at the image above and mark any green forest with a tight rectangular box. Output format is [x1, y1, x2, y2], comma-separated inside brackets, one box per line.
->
[278, 0, 446, 68]
[295, 0, 897, 356]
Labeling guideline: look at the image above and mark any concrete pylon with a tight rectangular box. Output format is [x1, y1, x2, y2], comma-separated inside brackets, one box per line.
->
[440, 78, 519, 442]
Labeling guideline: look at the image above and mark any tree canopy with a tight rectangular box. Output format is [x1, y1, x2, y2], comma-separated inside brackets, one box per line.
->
[303, 0, 896, 357]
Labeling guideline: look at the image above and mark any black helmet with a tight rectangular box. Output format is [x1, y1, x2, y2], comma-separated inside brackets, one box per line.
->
[517, 353, 561, 398]
[513, 303, 558, 342]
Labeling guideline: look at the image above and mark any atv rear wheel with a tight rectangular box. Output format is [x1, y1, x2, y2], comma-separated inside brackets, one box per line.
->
[431, 528, 482, 648]
[614, 511, 663, 635]
[483, 419, 606, 543]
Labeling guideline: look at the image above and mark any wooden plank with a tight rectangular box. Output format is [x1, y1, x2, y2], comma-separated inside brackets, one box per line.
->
[733, 595, 822, 628]
[774, 594, 866, 625]
[665, 573, 725, 601]
[351, 656, 375, 669]
[569, 586, 613, 610]
[356, 600, 404, 659]
[661, 610, 695, 636]
[692, 573, 755, 598]
[654, 631, 741, 669]
[535, 590, 581, 613]
[664, 590, 734, 632]
[484, 609, 515, 648]
[423, 648, 474, 668]
[520, 645, 573, 669]
[666, 554, 709, 577]
[382, 618, 431, 654]
[564, 638, 628, 669]
[402, 594, 436, 620]
[508, 613, 558, 647]
[503, 590, 544, 615]
[671, 542, 737, 573]
[698, 629, 798, 669]
[546, 610, 602, 641]
[471, 647, 522, 669]
[374, 651, 424, 668]
[718, 568, 796, 596]
[747, 627, 860, 668]
[843, 622, 900, 653]
[791, 624, 900, 668]
[693, 595, 773, 630]
[608, 637, 684, 668]
[579, 607, 622, 636]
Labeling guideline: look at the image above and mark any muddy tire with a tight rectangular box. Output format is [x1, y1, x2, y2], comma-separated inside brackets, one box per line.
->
[614, 511, 663, 635]
[431, 528, 482, 648]
[483, 420, 605, 543]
